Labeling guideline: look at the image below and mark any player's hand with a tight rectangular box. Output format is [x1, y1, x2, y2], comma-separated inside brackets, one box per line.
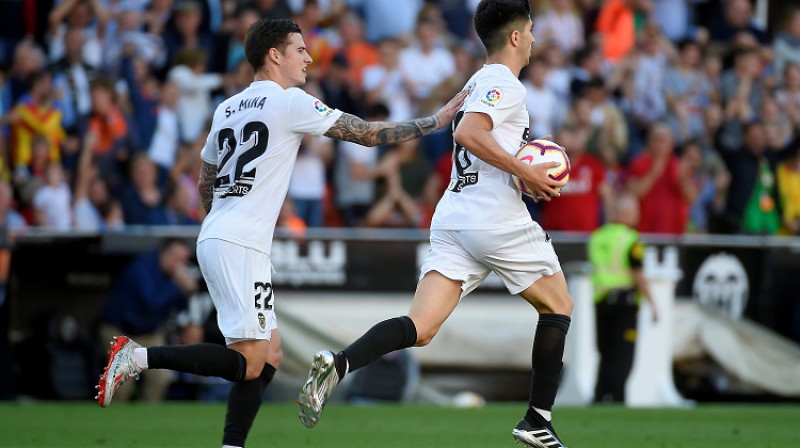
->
[519, 161, 565, 202]
[434, 87, 471, 129]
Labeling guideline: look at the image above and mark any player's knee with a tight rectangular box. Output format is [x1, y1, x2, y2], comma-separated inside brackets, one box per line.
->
[266, 346, 283, 369]
[554, 294, 574, 316]
[244, 362, 265, 381]
[414, 328, 438, 347]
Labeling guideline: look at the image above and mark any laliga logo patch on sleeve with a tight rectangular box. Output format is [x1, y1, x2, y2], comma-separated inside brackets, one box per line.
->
[313, 99, 334, 118]
[479, 88, 502, 107]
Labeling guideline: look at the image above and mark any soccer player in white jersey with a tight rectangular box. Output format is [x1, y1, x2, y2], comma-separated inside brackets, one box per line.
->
[96, 17, 467, 448]
[298, 1, 572, 447]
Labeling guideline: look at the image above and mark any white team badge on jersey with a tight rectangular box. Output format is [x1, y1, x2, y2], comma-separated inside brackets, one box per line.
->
[480, 88, 502, 107]
[313, 99, 335, 118]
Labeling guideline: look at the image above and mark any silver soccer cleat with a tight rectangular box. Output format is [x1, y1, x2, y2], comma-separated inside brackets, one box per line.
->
[96, 336, 143, 407]
[512, 418, 567, 448]
[297, 350, 340, 428]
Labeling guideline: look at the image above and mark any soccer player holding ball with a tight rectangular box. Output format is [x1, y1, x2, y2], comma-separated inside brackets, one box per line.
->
[96, 17, 468, 448]
[298, 1, 572, 447]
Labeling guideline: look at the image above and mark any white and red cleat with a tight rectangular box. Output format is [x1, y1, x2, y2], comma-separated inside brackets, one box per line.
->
[96, 336, 143, 407]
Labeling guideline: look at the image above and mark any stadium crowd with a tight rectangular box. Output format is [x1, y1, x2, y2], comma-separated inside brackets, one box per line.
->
[0, 0, 798, 236]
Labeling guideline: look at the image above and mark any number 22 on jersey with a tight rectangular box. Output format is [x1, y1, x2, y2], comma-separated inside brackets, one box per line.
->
[214, 121, 270, 199]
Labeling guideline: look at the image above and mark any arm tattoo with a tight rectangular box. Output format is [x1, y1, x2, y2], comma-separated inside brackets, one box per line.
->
[324, 113, 440, 147]
[198, 161, 217, 214]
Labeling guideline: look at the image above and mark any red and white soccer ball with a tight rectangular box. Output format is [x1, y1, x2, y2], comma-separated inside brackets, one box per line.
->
[512, 139, 571, 198]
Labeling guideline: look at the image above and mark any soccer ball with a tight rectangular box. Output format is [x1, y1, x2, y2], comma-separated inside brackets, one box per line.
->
[512, 139, 571, 198]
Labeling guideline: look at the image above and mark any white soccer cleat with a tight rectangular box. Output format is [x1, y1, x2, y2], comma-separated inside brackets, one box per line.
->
[96, 336, 143, 407]
[297, 350, 340, 428]
[512, 418, 567, 448]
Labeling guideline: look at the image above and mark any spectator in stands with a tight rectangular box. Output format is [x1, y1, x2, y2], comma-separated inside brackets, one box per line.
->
[533, 0, 584, 57]
[652, 0, 694, 42]
[334, 104, 388, 227]
[595, 0, 636, 63]
[250, 0, 294, 20]
[678, 138, 713, 233]
[762, 96, 794, 151]
[86, 78, 129, 192]
[163, 0, 215, 74]
[707, 0, 769, 45]
[290, 1, 336, 80]
[73, 130, 122, 232]
[99, 238, 198, 402]
[213, 5, 261, 74]
[777, 148, 800, 235]
[399, 13, 456, 116]
[629, 23, 673, 140]
[33, 162, 72, 230]
[541, 126, 610, 232]
[168, 48, 223, 144]
[363, 38, 414, 122]
[523, 57, 560, 139]
[626, 122, 697, 234]
[584, 78, 628, 165]
[569, 44, 605, 99]
[164, 181, 198, 226]
[147, 80, 182, 179]
[663, 38, 712, 143]
[120, 153, 169, 226]
[121, 49, 159, 153]
[541, 42, 572, 119]
[364, 140, 432, 228]
[774, 7, 800, 84]
[47, 0, 107, 69]
[6, 70, 65, 177]
[337, 12, 380, 90]
[104, 3, 167, 72]
[142, 0, 175, 37]
[50, 27, 98, 137]
[358, 0, 423, 44]
[776, 63, 800, 129]
[316, 53, 361, 115]
[288, 135, 334, 227]
[718, 121, 792, 235]
[0, 181, 27, 234]
[718, 48, 764, 150]
[4, 41, 46, 112]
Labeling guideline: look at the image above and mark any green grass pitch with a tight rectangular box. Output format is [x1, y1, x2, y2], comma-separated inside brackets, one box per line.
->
[0, 402, 798, 447]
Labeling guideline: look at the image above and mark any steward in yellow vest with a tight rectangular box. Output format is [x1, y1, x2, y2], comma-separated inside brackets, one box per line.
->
[587, 194, 656, 403]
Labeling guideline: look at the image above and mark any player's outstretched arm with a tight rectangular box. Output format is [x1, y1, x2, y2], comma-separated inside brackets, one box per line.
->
[198, 161, 217, 213]
[324, 89, 469, 147]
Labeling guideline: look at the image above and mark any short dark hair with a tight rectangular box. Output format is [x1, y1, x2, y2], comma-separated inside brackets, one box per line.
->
[244, 18, 303, 72]
[473, 0, 531, 55]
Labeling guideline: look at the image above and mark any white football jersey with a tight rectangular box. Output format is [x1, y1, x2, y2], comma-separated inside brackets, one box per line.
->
[198, 80, 342, 254]
[431, 64, 532, 230]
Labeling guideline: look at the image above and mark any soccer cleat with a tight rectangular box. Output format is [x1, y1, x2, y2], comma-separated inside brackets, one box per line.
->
[512, 418, 567, 448]
[297, 350, 340, 428]
[96, 336, 143, 407]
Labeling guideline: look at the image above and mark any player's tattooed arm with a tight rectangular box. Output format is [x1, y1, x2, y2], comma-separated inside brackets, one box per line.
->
[324, 88, 469, 146]
[324, 113, 439, 147]
[198, 161, 217, 214]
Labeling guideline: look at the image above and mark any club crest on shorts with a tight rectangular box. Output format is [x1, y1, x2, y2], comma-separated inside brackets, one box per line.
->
[313, 99, 334, 118]
[480, 88, 502, 107]
[258, 313, 266, 330]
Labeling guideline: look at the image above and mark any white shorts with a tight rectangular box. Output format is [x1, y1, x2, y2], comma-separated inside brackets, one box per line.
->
[197, 238, 277, 345]
[420, 222, 561, 298]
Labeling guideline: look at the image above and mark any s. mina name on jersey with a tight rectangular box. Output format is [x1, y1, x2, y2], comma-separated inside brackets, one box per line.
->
[224, 96, 268, 118]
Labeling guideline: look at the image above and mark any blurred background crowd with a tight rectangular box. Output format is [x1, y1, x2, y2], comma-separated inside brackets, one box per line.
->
[0, 0, 798, 236]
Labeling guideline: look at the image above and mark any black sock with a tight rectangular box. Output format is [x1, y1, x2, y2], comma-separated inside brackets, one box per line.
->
[147, 343, 247, 382]
[338, 316, 417, 378]
[222, 363, 276, 448]
[526, 314, 570, 425]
